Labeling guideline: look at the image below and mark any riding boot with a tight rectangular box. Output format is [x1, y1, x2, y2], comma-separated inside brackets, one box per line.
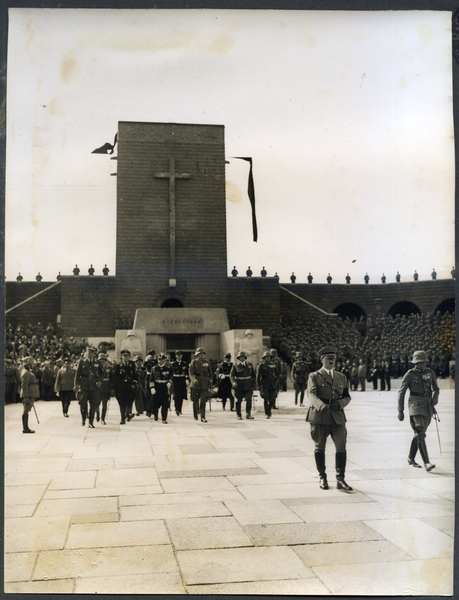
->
[418, 439, 435, 471]
[408, 437, 422, 467]
[336, 451, 353, 490]
[80, 405, 86, 426]
[314, 451, 328, 489]
[22, 414, 35, 434]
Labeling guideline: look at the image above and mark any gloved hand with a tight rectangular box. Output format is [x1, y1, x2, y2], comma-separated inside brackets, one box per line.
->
[330, 401, 340, 410]
[398, 410, 404, 421]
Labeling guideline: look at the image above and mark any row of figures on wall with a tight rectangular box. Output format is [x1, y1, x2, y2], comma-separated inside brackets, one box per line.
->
[15, 265, 111, 281]
[230, 267, 455, 283]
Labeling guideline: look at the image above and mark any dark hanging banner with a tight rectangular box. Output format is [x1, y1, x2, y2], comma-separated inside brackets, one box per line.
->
[91, 133, 118, 155]
[233, 157, 258, 242]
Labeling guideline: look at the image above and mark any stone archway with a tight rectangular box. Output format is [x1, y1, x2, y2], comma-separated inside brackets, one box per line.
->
[434, 298, 455, 315]
[161, 298, 184, 308]
[387, 301, 421, 318]
[333, 302, 366, 321]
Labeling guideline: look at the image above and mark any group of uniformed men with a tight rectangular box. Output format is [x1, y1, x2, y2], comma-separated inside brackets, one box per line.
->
[20, 341, 441, 493]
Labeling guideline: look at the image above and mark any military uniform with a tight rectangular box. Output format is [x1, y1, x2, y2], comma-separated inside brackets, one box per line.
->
[150, 356, 173, 423]
[112, 351, 137, 424]
[55, 360, 76, 416]
[230, 352, 256, 419]
[189, 349, 212, 422]
[398, 350, 439, 471]
[171, 353, 188, 415]
[306, 345, 352, 490]
[256, 353, 279, 418]
[215, 355, 234, 410]
[97, 353, 113, 424]
[291, 354, 309, 406]
[74, 348, 102, 427]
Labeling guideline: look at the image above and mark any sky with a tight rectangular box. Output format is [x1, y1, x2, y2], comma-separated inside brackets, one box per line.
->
[5, 8, 455, 284]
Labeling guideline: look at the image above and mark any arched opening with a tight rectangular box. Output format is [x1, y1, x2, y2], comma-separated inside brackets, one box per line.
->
[434, 298, 455, 315]
[387, 301, 421, 318]
[334, 303, 366, 321]
[161, 298, 184, 308]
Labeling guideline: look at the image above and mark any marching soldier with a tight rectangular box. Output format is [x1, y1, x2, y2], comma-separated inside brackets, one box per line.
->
[150, 353, 173, 424]
[256, 351, 279, 419]
[112, 350, 137, 425]
[171, 351, 189, 416]
[230, 350, 256, 420]
[97, 352, 113, 424]
[269, 348, 282, 409]
[291, 351, 309, 406]
[55, 357, 76, 417]
[74, 346, 102, 428]
[398, 350, 439, 471]
[306, 345, 353, 491]
[189, 348, 212, 423]
[215, 353, 235, 411]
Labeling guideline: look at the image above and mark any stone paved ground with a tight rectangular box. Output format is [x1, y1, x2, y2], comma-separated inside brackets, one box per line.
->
[4, 381, 454, 595]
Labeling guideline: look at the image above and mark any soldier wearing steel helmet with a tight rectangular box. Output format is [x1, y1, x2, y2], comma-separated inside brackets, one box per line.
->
[398, 350, 439, 471]
[230, 350, 256, 420]
[306, 345, 353, 491]
[189, 348, 212, 423]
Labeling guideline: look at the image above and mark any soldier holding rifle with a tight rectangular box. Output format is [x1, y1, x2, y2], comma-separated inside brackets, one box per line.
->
[398, 350, 439, 471]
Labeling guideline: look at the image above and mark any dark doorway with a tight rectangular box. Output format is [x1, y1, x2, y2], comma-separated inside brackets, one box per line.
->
[166, 334, 196, 365]
[387, 301, 421, 318]
[161, 298, 184, 308]
[333, 303, 366, 321]
[434, 298, 455, 315]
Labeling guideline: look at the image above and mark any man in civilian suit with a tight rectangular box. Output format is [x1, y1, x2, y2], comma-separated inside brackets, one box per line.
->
[306, 345, 353, 491]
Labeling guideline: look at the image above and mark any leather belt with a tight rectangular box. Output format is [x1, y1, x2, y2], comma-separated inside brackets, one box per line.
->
[410, 392, 429, 398]
[155, 379, 169, 383]
[236, 376, 251, 380]
[173, 374, 186, 377]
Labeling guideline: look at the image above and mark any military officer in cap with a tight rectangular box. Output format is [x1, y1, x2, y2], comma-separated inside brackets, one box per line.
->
[112, 350, 138, 424]
[74, 346, 102, 427]
[256, 351, 279, 419]
[215, 353, 235, 411]
[230, 350, 256, 420]
[398, 350, 439, 471]
[306, 345, 353, 490]
[189, 348, 212, 422]
[55, 357, 76, 417]
[291, 352, 309, 406]
[97, 352, 113, 424]
[150, 353, 172, 423]
[171, 351, 189, 416]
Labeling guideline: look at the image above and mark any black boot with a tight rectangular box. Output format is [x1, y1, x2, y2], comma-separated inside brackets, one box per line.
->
[80, 406, 86, 426]
[22, 414, 35, 434]
[336, 451, 353, 491]
[408, 437, 422, 467]
[315, 451, 328, 489]
[418, 439, 435, 471]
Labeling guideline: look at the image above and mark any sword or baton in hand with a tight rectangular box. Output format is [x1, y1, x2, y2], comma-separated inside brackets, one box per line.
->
[33, 403, 40, 424]
[433, 407, 442, 456]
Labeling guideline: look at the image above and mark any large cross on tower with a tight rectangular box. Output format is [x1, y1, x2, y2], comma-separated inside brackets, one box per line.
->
[154, 158, 191, 286]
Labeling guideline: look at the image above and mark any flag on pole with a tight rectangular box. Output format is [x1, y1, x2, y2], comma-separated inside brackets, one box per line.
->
[92, 133, 118, 154]
[233, 157, 258, 242]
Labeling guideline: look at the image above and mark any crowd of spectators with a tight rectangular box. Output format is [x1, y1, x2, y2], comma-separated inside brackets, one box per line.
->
[271, 310, 455, 378]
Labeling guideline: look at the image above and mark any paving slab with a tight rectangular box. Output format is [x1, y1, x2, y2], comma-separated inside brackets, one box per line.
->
[70, 512, 119, 524]
[43, 485, 163, 499]
[119, 489, 245, 506]
[5, 504, 37, 518]
[243, 521, 384, 546]
[65, 519, 170, 548]
[312, 557, 453, 595]
[74, 572, 186, 594]
[121, 501, 230, 521]
[34, 497, 118, 518]
[177, 546, 314, 585]
[293, 539, 412, 566]
[95, 466, 160, 488]
[5, 579, 75, 593]
[168, 515, 253, 550]
[66, 458, 114, 471]
[48, 471, 97, 490]
[5, 484, 47, 506]
[5, 516, 70, 553]
[158, 466, 266, 479]
[33, 545, 178, 580]
[160, 475, 236, 493]
[5, 552, 37, 582]
[224, 499, 303, 525]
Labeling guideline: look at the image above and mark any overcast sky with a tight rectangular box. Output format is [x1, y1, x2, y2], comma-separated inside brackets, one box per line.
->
[5, 8, 455, 284]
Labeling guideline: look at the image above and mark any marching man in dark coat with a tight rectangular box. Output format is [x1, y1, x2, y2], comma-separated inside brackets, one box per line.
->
[189, 348, 212, 423]
[256, 351, 279, 419]
[150, 353, 172, 424]
[215, 353, 235, 411]
[291, 351, 309, 406]
[306, 345, 352, 491]
[112, 350, 137, 425]
[74, 346, 102, 428]
[398, 350, 439, 471]
[230, 350, 256, 420]
[171, 351, 188, 416]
